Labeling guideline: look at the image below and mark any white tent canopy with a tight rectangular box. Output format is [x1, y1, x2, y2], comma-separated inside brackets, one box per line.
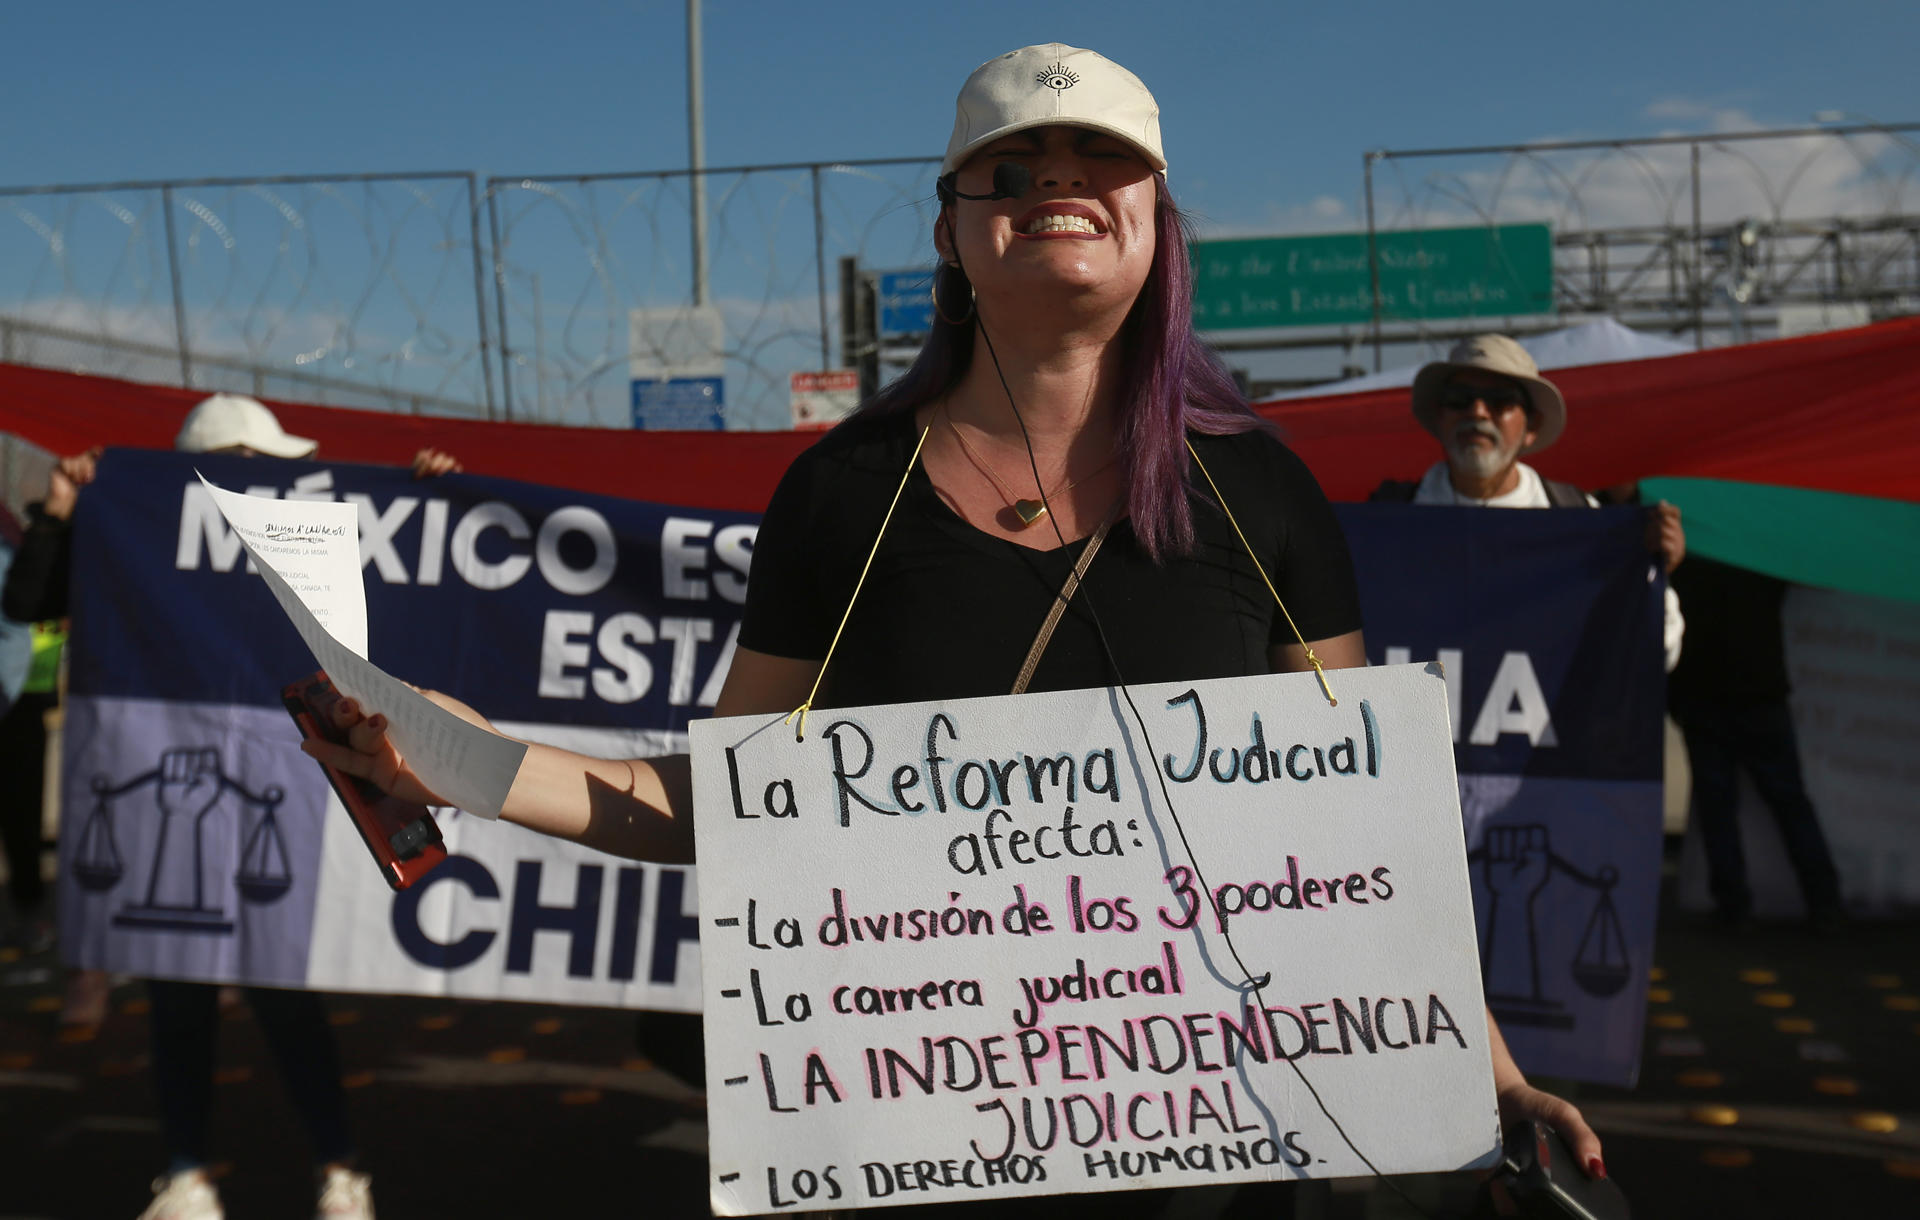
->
[1267, 319, 1693, 399]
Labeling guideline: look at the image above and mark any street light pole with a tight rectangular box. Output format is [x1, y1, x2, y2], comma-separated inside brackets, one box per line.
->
[687, 0, 709, 307]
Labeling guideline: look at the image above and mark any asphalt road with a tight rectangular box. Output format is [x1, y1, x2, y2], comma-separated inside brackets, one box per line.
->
[3, 887, 1916, 1219]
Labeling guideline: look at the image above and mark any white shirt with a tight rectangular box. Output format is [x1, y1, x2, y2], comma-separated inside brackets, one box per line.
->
[1411, 462, 1685, 671]
[1411, 460, 1589, 509]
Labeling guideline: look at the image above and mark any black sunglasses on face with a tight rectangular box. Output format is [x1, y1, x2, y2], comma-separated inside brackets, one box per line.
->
[1438, 383, 1529, 413]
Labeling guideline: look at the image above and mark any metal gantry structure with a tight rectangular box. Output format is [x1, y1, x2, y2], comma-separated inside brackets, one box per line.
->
[1345, 123, 1920, 369]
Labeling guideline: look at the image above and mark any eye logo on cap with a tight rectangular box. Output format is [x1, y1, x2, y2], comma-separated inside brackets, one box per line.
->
[1036, 62, 1079, 92]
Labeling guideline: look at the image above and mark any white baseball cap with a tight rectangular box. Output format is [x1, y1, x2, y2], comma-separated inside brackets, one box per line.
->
[174, 393, 318, 458]
[942, 44, 1165, 177]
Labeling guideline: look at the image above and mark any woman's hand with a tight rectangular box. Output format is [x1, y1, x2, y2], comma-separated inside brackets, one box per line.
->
[1496, 1080, 1605, 1179]
[302, 689, 493, 808]
[301, 687, 697, 862]
[1486, 1009, 1605, 1179]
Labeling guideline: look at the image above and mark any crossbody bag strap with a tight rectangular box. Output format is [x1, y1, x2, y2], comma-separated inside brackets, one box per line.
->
[1010, 506, 1119, 696]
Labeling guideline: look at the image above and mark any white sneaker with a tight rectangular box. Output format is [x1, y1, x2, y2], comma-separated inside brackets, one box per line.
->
[137, 1170, 224, 1220]
[315, 1165, 375, 1220]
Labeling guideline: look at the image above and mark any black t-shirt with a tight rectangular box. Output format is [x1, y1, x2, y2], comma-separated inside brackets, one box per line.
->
[740, 410, 1362, 707]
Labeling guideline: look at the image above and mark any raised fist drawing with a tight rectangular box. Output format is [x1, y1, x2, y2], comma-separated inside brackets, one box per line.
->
[157, 748, 224, 822]
[1482, 823, 1553, 1004]
[1483, 824, 1552, 904]
[142, 748, 226, 911]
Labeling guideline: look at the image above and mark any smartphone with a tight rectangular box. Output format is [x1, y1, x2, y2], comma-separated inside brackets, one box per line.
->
[282, 671, 447, 891]
[1492, 1120, 1631, 1220]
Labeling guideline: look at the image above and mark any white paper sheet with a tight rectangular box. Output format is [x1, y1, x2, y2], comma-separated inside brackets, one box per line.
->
[197, 474, 525, 818]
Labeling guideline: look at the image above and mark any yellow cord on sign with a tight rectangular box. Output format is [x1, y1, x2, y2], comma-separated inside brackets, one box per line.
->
[785, 422, 933, 741]
[1186, 439, 1337, 707]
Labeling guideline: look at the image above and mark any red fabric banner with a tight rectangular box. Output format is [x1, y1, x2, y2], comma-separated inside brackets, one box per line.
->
[2, 317, 1915, 510]
[0, 366, 815, 512]
[1256, 316, 1920, 504]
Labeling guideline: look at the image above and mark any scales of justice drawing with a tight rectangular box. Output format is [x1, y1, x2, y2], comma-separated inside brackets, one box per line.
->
[71, 746, 296, 935]
[1468, 822, 1630, 1029]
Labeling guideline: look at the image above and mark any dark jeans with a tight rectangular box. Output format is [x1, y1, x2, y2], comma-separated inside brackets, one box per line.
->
[1672, 696, 1842, 919]
[0, 692, 53, 914]
[147, 978, 355, 1173]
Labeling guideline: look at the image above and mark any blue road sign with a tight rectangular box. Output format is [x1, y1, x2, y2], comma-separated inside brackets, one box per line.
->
[877, 270, 934, 338]
[630, 378, 725, 431]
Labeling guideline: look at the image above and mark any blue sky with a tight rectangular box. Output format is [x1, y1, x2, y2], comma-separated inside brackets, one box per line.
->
[4, 1, 1913, 425]
[8, 0, 1915, 232]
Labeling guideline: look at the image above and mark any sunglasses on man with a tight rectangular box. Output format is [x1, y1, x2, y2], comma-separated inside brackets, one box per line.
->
[1438, 383, 1530, 413]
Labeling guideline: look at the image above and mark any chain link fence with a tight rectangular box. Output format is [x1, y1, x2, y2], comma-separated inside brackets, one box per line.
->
[485, 157, 940, 430]
[0, 173, 494, 416]
[4, 127, 1916, 420]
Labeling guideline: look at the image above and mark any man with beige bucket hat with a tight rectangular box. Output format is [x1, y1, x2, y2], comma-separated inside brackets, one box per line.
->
[1372, 333, 1685, 668]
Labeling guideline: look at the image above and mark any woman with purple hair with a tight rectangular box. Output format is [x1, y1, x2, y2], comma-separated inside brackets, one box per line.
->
[314, 42, 1602, 1208]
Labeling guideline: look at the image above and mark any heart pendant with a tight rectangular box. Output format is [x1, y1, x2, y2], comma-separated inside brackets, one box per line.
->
[1013, 499, 1049, 527]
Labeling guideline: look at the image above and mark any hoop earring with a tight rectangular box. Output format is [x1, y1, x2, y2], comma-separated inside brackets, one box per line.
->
[930, 264, 974, 325]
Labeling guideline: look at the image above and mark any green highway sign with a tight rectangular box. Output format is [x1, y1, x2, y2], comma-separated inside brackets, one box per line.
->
[1190, 224, 1554, 330]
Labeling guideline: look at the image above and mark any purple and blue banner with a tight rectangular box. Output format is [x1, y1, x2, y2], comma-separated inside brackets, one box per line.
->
[58, 453, 1663, 1082]
[60, 449, 755, 1011]
[1343, 504, 1667, 1086]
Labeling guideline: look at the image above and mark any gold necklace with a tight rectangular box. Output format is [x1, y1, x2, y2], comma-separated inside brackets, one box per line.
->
[941, 404, 1113, 528]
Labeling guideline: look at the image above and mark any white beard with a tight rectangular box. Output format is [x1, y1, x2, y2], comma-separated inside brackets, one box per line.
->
[1444, 423, 1521, 482]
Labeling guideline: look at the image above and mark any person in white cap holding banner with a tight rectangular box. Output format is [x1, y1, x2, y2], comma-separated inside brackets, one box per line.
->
[173, 392, 322, 458]
[312, 45, 1607, 1206]
[9, 391, 460, 1220]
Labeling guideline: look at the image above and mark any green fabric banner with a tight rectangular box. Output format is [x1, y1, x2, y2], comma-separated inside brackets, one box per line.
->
[1643, 477, 1920, 604]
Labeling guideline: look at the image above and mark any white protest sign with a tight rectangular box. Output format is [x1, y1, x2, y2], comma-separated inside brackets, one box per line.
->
[691, 664, 1499, 1214]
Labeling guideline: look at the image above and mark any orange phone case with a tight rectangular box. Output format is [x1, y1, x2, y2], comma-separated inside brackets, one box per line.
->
[282, 671, 447, 891]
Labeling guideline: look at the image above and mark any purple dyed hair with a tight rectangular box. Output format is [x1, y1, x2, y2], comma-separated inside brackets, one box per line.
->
[855, 174, 1267, 560]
